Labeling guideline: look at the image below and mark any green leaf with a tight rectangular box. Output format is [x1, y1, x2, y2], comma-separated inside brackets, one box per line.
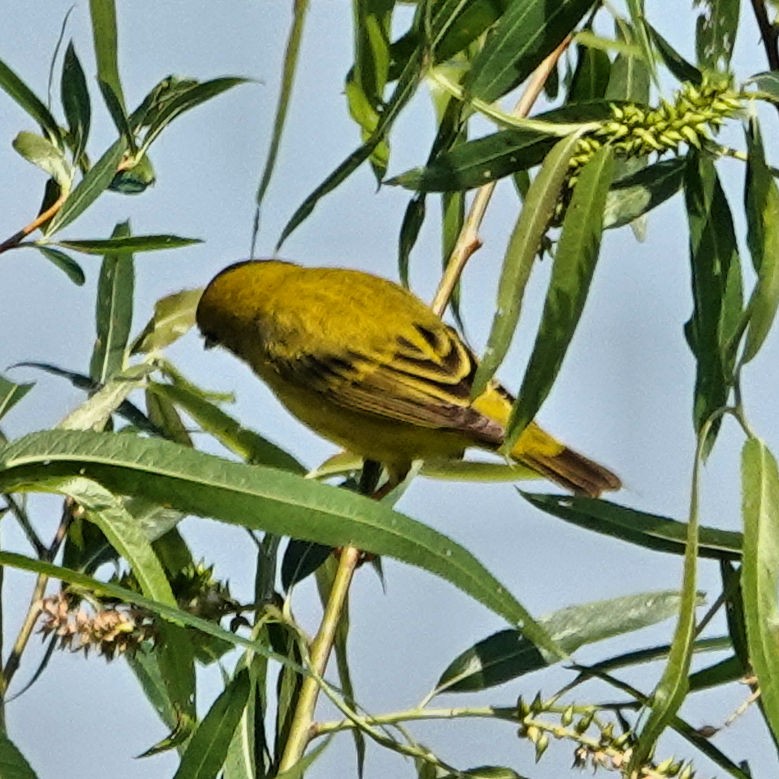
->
[505, 146, 613, 449]
[89, 0, 125, 109]
[97, 78, 135, 151]
[742, 118, 779, 364]
[749, 71, 779, 102]
[282, 539, 332, 590]
[132, 288, 202, 354]
[141, 78, 249, 153]
[684, 151, 741, 451]
[605, 39, 651, 103]
[603, 157, 685, 230]
[0, 374, 34, 421]
[147, 380, 305, 473]
[429, 0, 508, 64]
[567, 43, 611, 102]
[173, 669, 250, 779]
[12, 131, 72, 189]
[694, 0, 739, 71]
[55, 234, 201, 254]
[52, 476, 176, 606]
[521, 492, 742, 559]
[436, 590, 693, 693]
[471, 131, 584, 397]
[0, 430, 563, 656]
[742, 437, 779, 746]
[0, 730, 37, 779]
[223, 657, 267, 779]
[465, 0, 596, 102]
[646, 22, 702, 84]
[277, 14, 426, 248]
[146, 390, 193, 447]
[0, 58, 61, 141]
[32, 246, 85, 285]
[89, 221, 135, 383]
[46, 137, 127, 235]
[61, 42, 91, 163]
[253, 0, 309, 230]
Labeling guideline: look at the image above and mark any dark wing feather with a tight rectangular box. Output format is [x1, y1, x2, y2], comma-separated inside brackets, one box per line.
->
[275, 323, 503, 447]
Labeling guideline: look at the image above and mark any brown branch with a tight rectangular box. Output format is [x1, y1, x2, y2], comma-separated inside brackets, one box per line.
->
[750, 0, 779, 71]
[430, 34, 573, 317]
[0, 189, 68, 255]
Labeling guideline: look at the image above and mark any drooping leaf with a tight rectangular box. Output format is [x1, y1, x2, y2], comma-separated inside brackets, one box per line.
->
[89, 221, 135, 384]
[694, 0, 739, 71]
[741, 437, 779, 747]
[742, 118, 779, 364]
[465, 0, 596, 102]
[646, 22, 702, 84]
[603, 157, 685, 229]
[0, 375, 34, 421]
[436, 590, 694, 693]
[282, 538, 332, 590]
[505, 145, 614, 449]
[55, 234, 201, 254]
[147, 380, 304, 473]
[749, 71, 779, 103]
[0, 730, 37, 779]
[567, 42, 611, 102]
[61, 42, 91, 163]
[253, 0, 309, 233]
[0, 58, 62, 141]
[0, 430, 563, 656]
[89, 0, 125, 108]
[31, 246, 85, 285]
[683, 151, 741, 452]
[521, 492, 742, 559]
[472, 131, 584, 397]
[173, 669, 251, 779]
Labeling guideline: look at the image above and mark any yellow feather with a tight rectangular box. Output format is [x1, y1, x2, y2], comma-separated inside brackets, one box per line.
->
[196, 260, 620, 496]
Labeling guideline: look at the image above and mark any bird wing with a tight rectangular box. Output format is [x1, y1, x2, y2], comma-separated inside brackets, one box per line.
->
[275, 321, 504, 447]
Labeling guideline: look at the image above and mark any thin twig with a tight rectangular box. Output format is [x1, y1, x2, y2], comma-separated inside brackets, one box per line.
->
[0, 189, 67, 255]
[430, 34, 573, 317]
[276, 545, 361, 772]
[750, 0, 779, 71]
[0, 500, 73, 697]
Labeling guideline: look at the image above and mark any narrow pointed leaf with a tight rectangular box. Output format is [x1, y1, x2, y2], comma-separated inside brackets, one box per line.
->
[56, 234, 201, 254]
[173, 669, 250, 779]
[61, 42, 91, 162]
[472, 132, 584, 397]
[604, 157, 685, 229]
[147, 381, 304, 472]
[98, 78, 136, 150]
[742, 119, 779, 364]
[521, 492, 742, 559]
[568, 43, 611, 102]
[694, 0, 739, 71]
[142, 78, 249, 151]
[436, 590, 692, 693]
[254, 0, 309, 221]
[32, 246, 85, 285]
[0, 731, 37, 779]
[684, 152, 740, 450]
[505, 146, 613, 448]
[749, 71, 779, 102]
[90, 221, 134, 383]
[0, 430, 563, 656]
[466, 0, 595, 102]
[89, 0, 125, 108]
[0, 375, 34, 421]
[742, 438, 779, 746]
[0, 58, 61, 141]
[646, 22, 702, 84]
[46, 137, 127, 234]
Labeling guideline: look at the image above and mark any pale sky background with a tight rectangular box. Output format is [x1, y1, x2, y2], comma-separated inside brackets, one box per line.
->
[1, 2, 777, 777]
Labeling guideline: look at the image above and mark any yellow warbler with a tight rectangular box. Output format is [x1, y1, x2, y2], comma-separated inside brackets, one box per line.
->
[196, 260, 620, 497]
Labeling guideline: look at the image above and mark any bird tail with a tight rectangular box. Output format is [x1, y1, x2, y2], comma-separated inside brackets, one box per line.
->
[472, 385, 621, 498]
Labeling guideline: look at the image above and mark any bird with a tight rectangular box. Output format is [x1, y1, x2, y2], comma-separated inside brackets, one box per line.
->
[196, 259, 620, 497]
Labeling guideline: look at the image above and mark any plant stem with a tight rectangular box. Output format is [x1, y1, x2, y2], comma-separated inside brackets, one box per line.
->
[276, 544, 362, 772]
[430, 34, 573, 317]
